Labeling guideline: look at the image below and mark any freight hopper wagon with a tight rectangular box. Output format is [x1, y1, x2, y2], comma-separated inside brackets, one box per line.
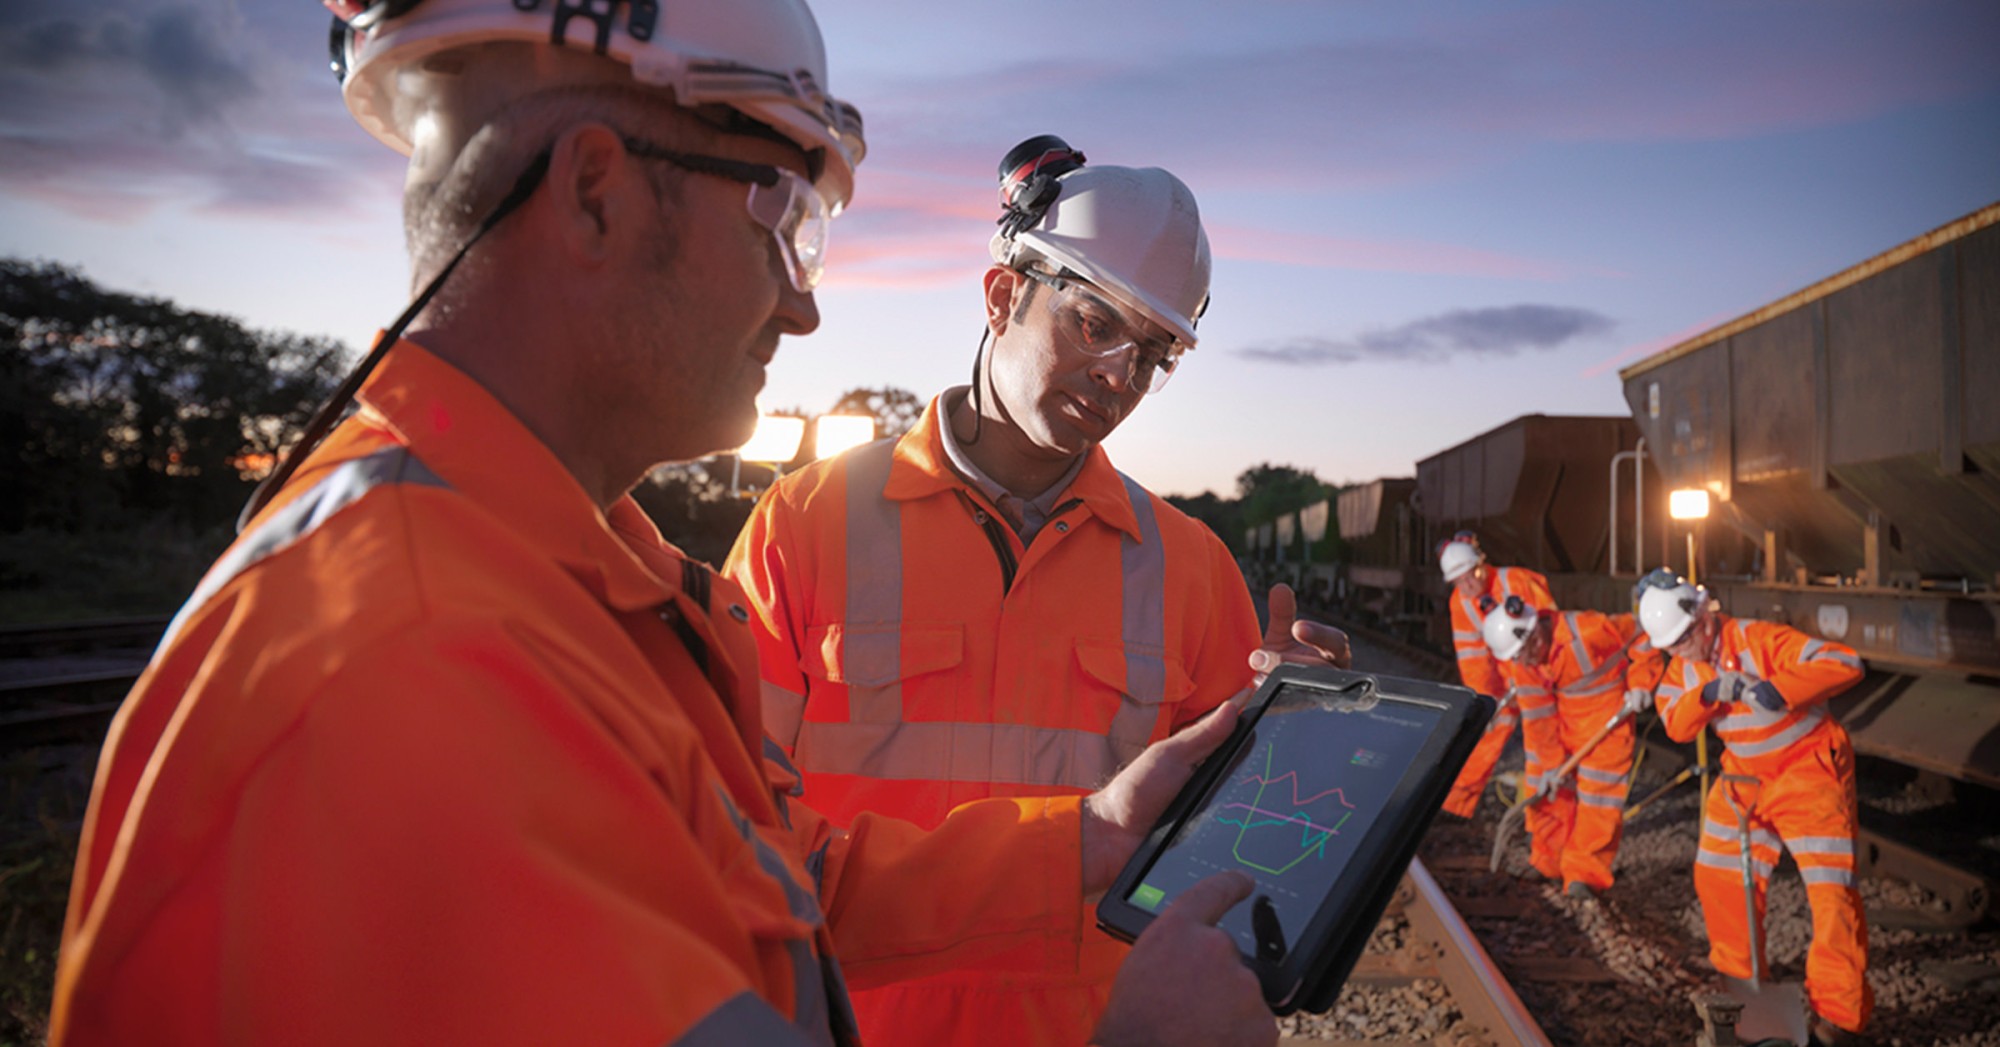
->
[1408, 413, 1671, 650]
[1621, 201, 2000, 790]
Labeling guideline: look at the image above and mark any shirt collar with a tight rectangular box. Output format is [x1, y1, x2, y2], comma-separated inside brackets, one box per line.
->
[353, 338, 688, 613]
[885, 388, 1143, 540]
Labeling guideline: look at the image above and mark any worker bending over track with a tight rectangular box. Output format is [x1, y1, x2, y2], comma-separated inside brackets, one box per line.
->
[1640, 568, 1872, 1046]
[50, 4, 1278, 1045]
[1479, 597, 1658, 897]
[1438, 531, 1555, 817]
[727, 134, 1350, 1047]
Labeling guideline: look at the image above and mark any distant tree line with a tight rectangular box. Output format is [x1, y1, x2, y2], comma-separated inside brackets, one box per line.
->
[2, 258, 348, 535]
[1166, 462, 1347, 562]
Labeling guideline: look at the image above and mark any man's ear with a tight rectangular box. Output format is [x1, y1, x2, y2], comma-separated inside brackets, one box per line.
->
[543, 124, 638, 266]
[981, 265, 1022, 338]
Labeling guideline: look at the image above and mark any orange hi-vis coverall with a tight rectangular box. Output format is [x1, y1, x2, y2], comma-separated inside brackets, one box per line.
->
[727, 393, 1261, 1047]
[1442, 566, 1554, 816]
[1492, 610, 1648, 889]
[1655, 616, 1872, 1034]
[51, 343, 1090, 1047]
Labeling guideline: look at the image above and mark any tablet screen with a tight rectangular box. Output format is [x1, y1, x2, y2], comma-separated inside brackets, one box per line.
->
[1121, 683, 1445, 962]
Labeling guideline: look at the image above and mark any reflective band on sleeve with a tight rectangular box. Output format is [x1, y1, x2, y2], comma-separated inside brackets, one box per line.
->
[713, 786, 822, 926]
[672, 992, 818, 1047]
[793, 720, 1118, 789]
[1112, 472, 1169, 762]
[166, 447, 446, 650]
[1802, 639, 1863, 670]
[762, 736, 805, 797]
[1799, 866, 1856, 887]
[841, 440, 904, 724]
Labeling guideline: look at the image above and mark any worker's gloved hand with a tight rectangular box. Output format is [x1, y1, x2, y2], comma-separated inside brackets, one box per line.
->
[1745, 680, 1786, 712]
[1699, 671, 1752, 706]
[1621, 687, 1653, 718]
[1082, 701, 1241, 896]
[1092, 871, 1277, 1047]
[1247, 583, 1352, 680]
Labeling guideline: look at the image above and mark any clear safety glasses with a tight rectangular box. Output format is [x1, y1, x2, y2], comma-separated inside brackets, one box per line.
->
[625, 139, 831, 293]
[1019, 268, 1184, 394]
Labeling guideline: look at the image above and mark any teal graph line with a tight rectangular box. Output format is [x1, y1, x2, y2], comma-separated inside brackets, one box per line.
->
[1221, 742, 1354, 875]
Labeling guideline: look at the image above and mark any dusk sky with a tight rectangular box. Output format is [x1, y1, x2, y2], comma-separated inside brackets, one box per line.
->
[4, 0, 1996, 499]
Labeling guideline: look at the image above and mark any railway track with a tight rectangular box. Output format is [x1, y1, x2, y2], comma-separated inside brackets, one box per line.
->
[0, 616, 158, 747]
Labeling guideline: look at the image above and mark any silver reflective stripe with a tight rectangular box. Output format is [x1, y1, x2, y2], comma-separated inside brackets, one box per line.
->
[166, 447, 446, 650]
[1579, 766, 1625, 785]
[1734, 626, 1763, 678]
[713, 786, 821, 927]
[1720, 698, 1790, 732]
[1787, 835, 1855, 858]
[1454, 629, 1482, 642]
[1490, 709, 1519, 727]
[1801, 639, 1863, 670]
[671, 992, 817, 1047]
[1113, 472, 1169, 762]
[763, 735, 806, 793]
[842, 440, 902, 723]
[785, 938, 836, 1047]
[1799, 866, 1856, 886]
[1697, 849, 1775, 879]
[763, 682, 808, 751]
[792, 720, 1115, 789]
[1702, 818, 1781, 851]
[1578, 791, 1623, 808]
[1564, 613, 1593, 673]
[1723, 705, 1826, 757]
[1521, 703, 1556, 721]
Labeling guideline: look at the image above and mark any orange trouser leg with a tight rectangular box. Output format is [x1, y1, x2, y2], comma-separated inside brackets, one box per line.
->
[1443, 709, 1518, 817]
[1694, 777, 1780, 981]
[1560, 698, 1634, 890]
[1519, 699, 1569, 879]
[1765, 741, 1873, 1033]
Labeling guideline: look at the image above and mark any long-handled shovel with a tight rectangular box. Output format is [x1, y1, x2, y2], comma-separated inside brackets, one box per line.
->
[1488, 706, 1637, 873]
[1718, 773, 1766, 989]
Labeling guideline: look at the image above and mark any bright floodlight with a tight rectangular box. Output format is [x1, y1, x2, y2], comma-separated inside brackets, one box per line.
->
[813, 415, 875, 459]
[737, 415, 807, 464]
[1669, 488, 1711, 521]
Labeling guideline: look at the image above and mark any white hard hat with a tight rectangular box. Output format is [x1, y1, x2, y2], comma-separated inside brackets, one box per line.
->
[991, 155, 1210, 348]
[1481, 596, 1539, 662]
[328, 0, 865, 208]
[1439, 539, 1482, 583]
[1636, 569, 1706, 648]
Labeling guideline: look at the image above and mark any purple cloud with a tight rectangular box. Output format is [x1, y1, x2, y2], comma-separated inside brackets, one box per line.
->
[1235, 304, 1616, 366]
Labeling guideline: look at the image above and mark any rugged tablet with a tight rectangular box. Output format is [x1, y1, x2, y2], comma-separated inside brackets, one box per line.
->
[1096, 664, 1492, 1014]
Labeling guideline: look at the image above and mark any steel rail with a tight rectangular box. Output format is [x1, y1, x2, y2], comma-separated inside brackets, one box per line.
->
[1402, 857, 1552, 1047]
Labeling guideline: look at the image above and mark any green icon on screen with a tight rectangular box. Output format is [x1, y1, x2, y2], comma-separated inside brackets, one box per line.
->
[1132, 883, 1166, 911]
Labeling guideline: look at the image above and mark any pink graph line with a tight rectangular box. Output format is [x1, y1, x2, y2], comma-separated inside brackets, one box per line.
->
[1237, 770, 1357, 809]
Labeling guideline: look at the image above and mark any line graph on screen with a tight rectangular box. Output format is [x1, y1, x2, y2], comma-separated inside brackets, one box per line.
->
[1219, 741, 1356, 876]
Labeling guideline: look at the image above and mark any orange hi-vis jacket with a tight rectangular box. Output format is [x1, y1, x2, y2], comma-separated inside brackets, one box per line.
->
[1654, 615, 1871, 1032]
[727, 394, 1260, 1047]
[52, 342, 1088, 1047]
[1493, 610, 1647, 888]
[1441, 566, 1553, 816]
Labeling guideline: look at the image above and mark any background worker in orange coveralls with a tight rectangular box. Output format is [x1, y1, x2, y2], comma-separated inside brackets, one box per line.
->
[48, 3, 1281, 1045]
[726, 135, 1352, 1047]
[1479, 596, 1657, 898]
[1438, 531, 1555, 817]
[1638, 568, 1872, 1046]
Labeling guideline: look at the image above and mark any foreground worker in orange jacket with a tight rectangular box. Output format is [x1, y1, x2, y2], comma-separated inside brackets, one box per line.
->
[1639, 569, 1872, 1045]
[50, 4, 1280, 1046]
[1438, 532, 1555, 817]
[727, 135, 1351, 1047]
[1480, 597, 1656, 896]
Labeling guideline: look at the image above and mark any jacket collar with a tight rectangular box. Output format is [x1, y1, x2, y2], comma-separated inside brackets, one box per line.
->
[351, 338, 687, 613]
[883, 391, 1143, 540]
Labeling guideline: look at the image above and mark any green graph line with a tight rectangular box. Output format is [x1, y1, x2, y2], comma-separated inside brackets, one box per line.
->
[1229, 742, 1350, 875]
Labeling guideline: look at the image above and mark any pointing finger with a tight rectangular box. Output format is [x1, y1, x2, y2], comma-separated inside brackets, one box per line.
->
[1162, 870, 1256, 927]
